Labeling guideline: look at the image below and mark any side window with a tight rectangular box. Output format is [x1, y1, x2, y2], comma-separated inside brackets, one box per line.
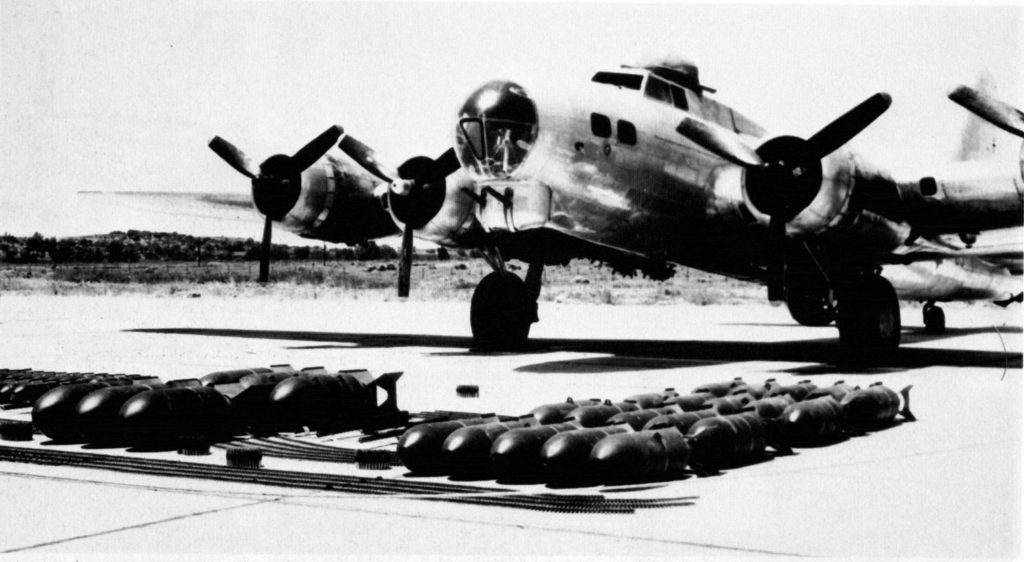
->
[643, 77, 672, 104]
[670, 85, 688, 110]
[617, 120, 637, 145]
[591, 113, 612, 138]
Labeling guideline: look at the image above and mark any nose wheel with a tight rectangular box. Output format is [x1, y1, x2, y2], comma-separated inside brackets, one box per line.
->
[923, 302, 946, 334]
[470, 271, 536, 351]
[836, 274, 901, 350]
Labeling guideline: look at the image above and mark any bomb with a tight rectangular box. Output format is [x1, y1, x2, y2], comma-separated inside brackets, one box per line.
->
[806, 380, 857, 402]
[32, 380, 132, 442]
[775, 396, 846, 445]
[744, 395, 796, 419]
[840, 383, 915, 429]
[563, 400, 639, 427]
[692, 377, 745, 397]
[198, 364, 296, 387]
[489, 422, 580, 482]
[687, 412, 779, 469]
[643, 409, 718, 433]
[119, 386, 237, 445]
[540, 425, 632, 483]
[397, 416, 497, 474]
[704, 394, 754, 415]
[664, 392, 714, 411]
[728, 378, 776, 399]
[528, 398, 601, 424]
[268, 370, 401, 432]
[441, 418, 535, 475]
[589, 428, 691, 483]
[621, 392, 666, 409]
[76, 385, 160, 444]
[607, 406, 680, 430]
[764, 380, 818, 401]
[212, 371, 300, 434]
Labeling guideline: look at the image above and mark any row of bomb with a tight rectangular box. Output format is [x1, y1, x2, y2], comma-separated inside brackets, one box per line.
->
[0, 369, 160, 408]
[26, 365, 403, 445]
[397, 377, 914, 484]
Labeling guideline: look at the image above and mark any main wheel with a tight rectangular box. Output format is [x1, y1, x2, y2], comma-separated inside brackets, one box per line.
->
[837, 275, 901, 349]
[471, 271, 533, 351]
[923, 303, 946, 334]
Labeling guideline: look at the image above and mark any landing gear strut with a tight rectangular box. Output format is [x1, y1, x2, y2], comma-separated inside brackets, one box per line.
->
[470, 252, 542, 351]
[836, 273, 901, 349]
[923, 302, 946, 334]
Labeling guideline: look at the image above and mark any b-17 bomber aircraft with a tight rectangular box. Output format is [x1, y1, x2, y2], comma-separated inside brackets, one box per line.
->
[208, 59, 1023, 351]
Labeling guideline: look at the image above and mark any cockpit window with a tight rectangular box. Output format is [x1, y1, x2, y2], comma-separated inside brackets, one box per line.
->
[670, 85, 688, 110]
[592, 72, 643, 90]
[644, 76, 673, 104]
[457, 117, 535, 178]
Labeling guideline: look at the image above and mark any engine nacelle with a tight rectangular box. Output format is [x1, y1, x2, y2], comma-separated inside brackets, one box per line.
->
[742, 137, 858, 237]
[277, 154, 400, 244]
[389, 171, 480, 246]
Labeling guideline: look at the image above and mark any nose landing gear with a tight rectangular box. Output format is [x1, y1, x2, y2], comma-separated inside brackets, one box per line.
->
[470, 253, 543, 351]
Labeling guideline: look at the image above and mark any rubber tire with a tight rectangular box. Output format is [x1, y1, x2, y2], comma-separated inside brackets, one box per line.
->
[923, 304, 946, 335]
[837, 275, 901, 350]
[470, 272, 532, 351]
[786, 290, 835, 327]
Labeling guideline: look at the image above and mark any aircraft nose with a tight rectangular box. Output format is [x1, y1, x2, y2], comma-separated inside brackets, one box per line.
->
[453, 80, 538, 179]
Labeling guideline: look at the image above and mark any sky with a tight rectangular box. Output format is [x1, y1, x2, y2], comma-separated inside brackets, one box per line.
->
[0, 1, 1021, 240]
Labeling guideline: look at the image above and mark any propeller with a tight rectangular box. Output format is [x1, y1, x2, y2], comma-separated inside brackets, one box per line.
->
[677, 93, 892, 300]
[208, 125, 344, 282]
[948, 85, 1024, 138]
[338, 132, 461, 297]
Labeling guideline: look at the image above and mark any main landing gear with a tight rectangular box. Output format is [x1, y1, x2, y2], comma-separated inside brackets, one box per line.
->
[923, 302, 946, 334]
[470, 252, 543, 351]
[836, 273, 901, 349]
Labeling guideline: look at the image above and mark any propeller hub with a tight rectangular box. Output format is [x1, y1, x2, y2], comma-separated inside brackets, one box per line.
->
[746, 136, 823, 221]
[253, 154, 302, 221]
[389, 155, 447, 229]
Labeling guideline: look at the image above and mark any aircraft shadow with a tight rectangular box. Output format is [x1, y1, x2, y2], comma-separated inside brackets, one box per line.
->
[127, 327, 1020, 374]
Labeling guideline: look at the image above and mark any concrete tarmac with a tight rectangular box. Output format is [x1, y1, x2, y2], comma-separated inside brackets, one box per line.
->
[0, 295, 1019, 558]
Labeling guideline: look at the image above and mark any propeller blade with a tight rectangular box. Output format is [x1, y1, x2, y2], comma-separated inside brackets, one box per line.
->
[209, 136, 258, 179]
[766, 215, 787, 302]
[806, 93, 892, 159]
[949, 85, 1024, 138]
[338, 134, 398, 182]
[290, 125, 344, 171]
[434, 148, 462, 177]
[258, 217, 272, 283]
[398, 226, 414, 298]
[676, 117, 763, 168]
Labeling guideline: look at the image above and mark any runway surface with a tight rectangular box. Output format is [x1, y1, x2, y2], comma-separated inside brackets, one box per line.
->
[0, 294, 1019, 557]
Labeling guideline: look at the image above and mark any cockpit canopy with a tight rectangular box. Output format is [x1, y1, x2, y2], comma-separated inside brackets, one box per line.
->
[455, 80, 538, 179]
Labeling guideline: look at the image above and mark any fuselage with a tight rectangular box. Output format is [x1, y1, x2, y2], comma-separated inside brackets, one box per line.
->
[268, 61, 1022, 302]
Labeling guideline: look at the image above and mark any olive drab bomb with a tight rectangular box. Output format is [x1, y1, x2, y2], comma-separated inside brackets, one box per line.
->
[397, 416, 498, 474]
[489, 422, 580, 482]
[840, 383, 915, 428]
[442, 418, 535, 476]
[541, 425, 632, 483]
[589, 428, 691, 484]
[528, 397, 601, 424]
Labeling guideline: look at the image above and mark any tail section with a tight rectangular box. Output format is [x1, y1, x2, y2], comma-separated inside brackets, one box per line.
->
[899, 385, 916, 422]
[371, 371, 404, 413]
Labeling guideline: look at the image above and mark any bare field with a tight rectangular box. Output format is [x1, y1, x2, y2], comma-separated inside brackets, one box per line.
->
[0, 259, 764, 305]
